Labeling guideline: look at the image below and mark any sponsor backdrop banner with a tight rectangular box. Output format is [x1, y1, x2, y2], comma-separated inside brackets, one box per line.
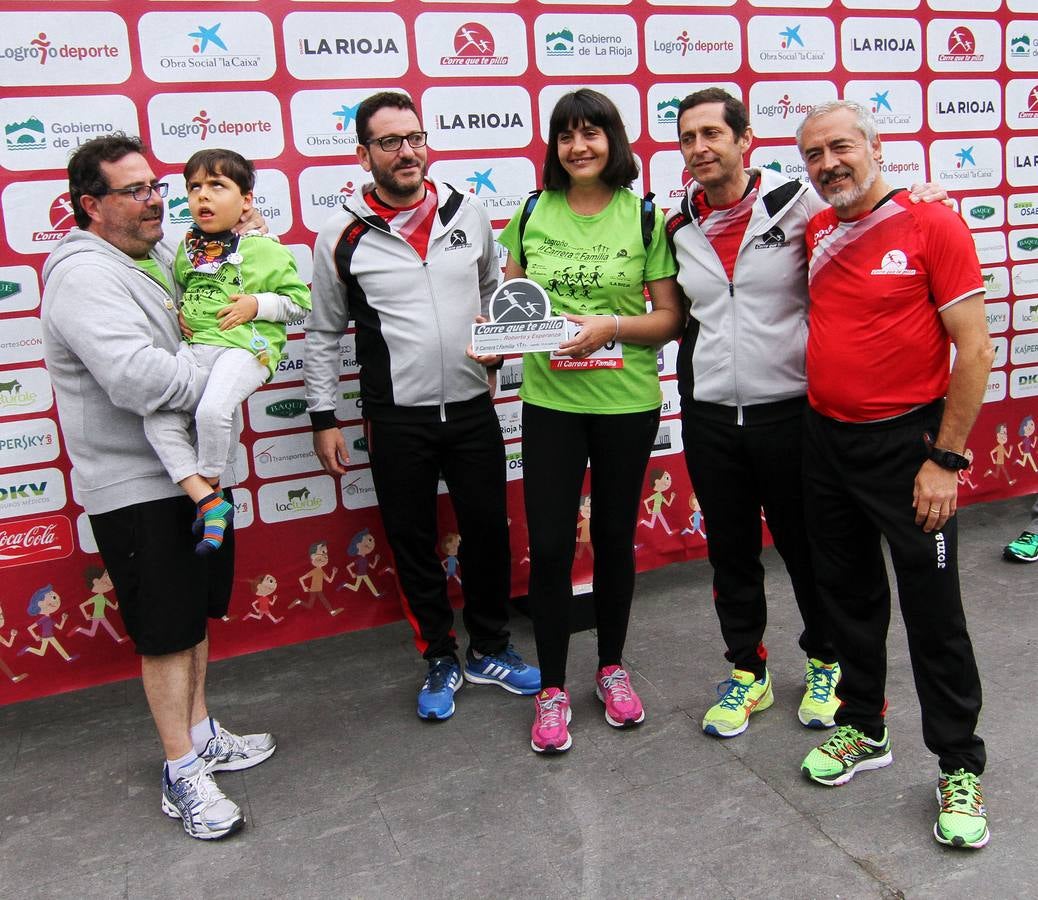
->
[0, 0, 1033, 704]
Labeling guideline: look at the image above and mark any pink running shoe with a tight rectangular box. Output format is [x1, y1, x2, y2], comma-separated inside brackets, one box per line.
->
[531, 687, 572, 753]
[595, 665, 645, 728]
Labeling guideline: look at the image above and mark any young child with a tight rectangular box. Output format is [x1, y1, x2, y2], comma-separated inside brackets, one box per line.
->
[144, 149, 311, 553]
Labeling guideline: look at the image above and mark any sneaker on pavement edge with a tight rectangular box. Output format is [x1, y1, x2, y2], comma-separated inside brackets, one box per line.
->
[798, 658, 841, 729]
[161, 758, 244, 840]
[934, 769, 990, 849]
[531, 687, 572, 754]
[595, 665, 645, 728]
[417, 656, 462, 720]
[702, 669, 773, 738]
[463, 645, 541, 695]
[801, 725, 893, 786]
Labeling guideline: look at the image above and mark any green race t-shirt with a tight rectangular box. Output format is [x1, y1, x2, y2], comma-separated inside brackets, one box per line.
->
[174, 233, 311, 375]
[498, 189, 676, 414]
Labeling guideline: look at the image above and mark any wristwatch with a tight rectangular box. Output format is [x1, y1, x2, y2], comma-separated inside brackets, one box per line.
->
[927, 445, 970, 471]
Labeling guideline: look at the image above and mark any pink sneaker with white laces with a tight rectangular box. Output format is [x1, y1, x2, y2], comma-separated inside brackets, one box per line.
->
[595, 665, 645, 728]
[531, 687, 572, 754]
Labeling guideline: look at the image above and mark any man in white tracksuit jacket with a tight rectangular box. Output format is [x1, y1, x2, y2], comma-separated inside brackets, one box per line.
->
[668, 88, 942, 741]
[667, 88, 843, 740]
[304, 92, 539, 722]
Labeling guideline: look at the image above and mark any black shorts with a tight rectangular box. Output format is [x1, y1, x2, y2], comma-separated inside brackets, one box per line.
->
[89, 495, 235, 656]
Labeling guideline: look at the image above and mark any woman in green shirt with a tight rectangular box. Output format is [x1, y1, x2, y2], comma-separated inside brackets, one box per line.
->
[496, 89, 683, 753]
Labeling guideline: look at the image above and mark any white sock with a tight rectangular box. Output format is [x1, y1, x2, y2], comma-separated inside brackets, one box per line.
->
[190, 715, 217, 754]
[165, 749, 200, 784]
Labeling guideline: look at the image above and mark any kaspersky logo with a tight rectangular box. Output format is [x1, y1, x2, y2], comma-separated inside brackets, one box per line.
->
[442, 23, 508, 66]
[939, 26, 983, 63]
[189, 23, 227, 54]
[31, 191, 76, 244]
[5, 117, 46, 151]
[545, 28, 574, 57]
[466, 168, 495, 195]
[656, 97, 680, 127]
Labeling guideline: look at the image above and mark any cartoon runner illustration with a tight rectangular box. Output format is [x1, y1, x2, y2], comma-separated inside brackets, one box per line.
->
[639, 469, 676, 535]
[289, 541, 343, 616]
[244, 574, 284, 624]
[338, 529, 387, 597]
[983, 422, 1017, 485]
[72, 566, 129, 644]
[17, 585, 78, 662]
[681, 492, 707, 538]
[441, 532, 462, 586]
[575, 494, 594, 560]
[958, 449, 978, 491]
[1017, 415, 1038, 473]
[0, 602, 28, 683]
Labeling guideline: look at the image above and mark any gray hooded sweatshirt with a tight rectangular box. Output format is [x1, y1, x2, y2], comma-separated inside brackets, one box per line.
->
[41, 229, 210, 515]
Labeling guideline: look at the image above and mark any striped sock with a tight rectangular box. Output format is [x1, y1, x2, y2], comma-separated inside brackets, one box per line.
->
[195, 492, 233, 555]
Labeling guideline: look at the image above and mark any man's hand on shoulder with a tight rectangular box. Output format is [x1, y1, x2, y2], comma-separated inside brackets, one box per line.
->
[235, 207, 267, 235]
[907, 182, 953, 208]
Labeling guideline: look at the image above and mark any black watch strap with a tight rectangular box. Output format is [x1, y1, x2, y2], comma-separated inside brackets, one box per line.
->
[929, 446, 970, 471]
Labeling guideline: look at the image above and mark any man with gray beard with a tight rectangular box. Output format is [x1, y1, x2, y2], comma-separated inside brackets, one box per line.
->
[795, 100, 993, 850]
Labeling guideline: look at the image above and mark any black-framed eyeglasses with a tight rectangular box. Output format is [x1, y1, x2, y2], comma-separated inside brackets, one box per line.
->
[365, 132, 427, 152]
[95, 182, 169, 202]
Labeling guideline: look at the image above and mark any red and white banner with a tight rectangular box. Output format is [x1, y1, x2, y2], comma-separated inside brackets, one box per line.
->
[1, 0, 1034, 704]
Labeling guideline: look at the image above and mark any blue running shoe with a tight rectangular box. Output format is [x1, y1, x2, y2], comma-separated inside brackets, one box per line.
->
[417, 656, 462, 720]
[463, 645, 541, 695]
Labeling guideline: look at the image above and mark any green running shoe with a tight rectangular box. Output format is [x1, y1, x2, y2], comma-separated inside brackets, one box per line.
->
[1003, 531, 1038, 563]
[802, 725, 892, 786]
[934, 769, 989, 849]
[798, 658, 841, 729]
[702, 668, 773, 738]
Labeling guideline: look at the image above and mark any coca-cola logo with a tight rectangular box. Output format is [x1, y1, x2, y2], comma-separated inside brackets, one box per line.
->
[0, 514, 74, 569]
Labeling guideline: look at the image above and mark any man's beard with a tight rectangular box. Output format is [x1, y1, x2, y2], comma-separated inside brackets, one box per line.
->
[821, 160, 879, 211]
[372, 157, 427, 201]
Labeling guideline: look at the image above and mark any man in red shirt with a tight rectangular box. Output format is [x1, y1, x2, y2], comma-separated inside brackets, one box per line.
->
[796, 101, 993, 850]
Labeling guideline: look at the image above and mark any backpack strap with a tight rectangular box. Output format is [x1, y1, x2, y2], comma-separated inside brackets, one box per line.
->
[640, 192, 656, 249]
[519, 189, 654, 267]
[517, 190, 542, 269]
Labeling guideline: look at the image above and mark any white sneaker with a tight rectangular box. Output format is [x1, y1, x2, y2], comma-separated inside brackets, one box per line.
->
[161, 758, 244, 840]
[200, 718, 277, 772]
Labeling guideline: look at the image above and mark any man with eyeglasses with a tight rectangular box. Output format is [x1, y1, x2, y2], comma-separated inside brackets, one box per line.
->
[41, 133, 275, 841]
[305, 91, 540, 720]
